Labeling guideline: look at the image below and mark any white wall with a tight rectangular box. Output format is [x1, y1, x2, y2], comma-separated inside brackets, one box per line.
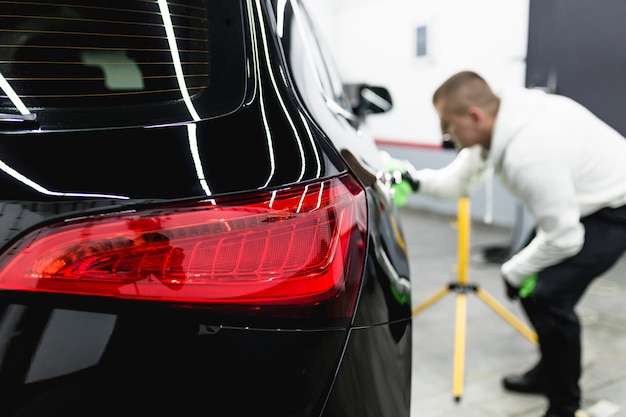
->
[307, 0, 529, 146]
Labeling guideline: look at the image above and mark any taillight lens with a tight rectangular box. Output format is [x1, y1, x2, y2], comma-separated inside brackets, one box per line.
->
[0, 175, 367, 319]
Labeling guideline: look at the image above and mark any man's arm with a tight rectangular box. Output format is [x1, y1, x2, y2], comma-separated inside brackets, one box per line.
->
[500, 160, 584, 286]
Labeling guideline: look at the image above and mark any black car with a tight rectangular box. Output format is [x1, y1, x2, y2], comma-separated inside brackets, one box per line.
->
[0, 1, 412, 416]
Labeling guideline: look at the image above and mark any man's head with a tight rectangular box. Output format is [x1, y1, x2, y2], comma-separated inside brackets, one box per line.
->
[432, 71, 500, 150]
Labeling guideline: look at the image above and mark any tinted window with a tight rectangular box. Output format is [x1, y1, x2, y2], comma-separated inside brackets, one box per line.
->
[0, 0, 247, 129]
[274, 0, 353, 122]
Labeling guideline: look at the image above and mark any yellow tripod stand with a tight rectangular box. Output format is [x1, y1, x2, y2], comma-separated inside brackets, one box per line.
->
[412, 197, 538, 402]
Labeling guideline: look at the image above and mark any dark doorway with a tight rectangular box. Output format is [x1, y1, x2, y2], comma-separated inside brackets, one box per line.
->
[525, 0, 626, 136]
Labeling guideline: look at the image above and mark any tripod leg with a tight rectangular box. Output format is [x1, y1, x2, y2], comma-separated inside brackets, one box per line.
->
[452, 292, 467, 402]
[475, 288, 538, 344]
[412, 286, 450, 317]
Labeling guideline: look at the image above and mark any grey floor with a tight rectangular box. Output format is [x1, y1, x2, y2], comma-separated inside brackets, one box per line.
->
[400, 206, 626, 417]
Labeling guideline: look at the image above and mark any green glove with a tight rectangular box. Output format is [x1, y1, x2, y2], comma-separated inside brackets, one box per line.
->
[518, 274, 538, 298]
[380, 151, 420, 207]
[391, 180, 413, 207]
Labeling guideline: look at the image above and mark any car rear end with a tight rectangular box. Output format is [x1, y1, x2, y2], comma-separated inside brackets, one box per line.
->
[0, 1, 412, 416]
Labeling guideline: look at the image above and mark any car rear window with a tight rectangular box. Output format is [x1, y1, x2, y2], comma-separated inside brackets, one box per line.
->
[0, 0, 246, 129]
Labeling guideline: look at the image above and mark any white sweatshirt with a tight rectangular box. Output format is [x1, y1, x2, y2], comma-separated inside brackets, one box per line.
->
[416, 88, 626, 286]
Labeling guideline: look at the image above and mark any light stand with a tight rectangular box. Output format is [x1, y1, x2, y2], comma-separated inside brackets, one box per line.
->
[412, 197, 538, 402]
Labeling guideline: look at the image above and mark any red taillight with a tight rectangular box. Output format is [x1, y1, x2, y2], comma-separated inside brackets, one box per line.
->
[0, 175, 367, 318]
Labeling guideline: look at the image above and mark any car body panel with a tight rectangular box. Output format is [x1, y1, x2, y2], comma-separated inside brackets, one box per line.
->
[0, 0, 412, 415]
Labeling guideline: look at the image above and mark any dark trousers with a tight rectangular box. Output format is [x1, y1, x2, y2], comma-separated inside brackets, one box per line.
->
[519, 205, 626, 416]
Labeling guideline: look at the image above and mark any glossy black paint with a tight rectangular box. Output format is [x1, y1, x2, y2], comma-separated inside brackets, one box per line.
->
[0, 103, 339, 202]
[0, 0, 412, 416]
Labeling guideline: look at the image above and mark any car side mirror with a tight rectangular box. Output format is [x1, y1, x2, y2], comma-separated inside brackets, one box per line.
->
[344, 84, 393, 117]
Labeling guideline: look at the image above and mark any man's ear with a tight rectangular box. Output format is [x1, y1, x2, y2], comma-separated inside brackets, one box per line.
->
[466, 106, 483, 123]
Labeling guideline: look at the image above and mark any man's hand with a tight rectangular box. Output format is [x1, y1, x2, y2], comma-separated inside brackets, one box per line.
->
[502, 273, 538, 300]
[380, 151, 420, 207]
[519, 274, 537, 298]
[391, 179, 414, 207]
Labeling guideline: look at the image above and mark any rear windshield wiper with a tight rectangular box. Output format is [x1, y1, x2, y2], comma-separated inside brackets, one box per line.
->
[0, 113, 39, 129]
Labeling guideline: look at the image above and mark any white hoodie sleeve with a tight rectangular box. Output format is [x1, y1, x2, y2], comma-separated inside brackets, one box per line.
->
[415, 145, 489, 200]
[500, 157, 585, 286]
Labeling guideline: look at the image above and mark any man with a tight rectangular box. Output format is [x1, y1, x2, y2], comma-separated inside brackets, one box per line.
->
[394, 71, 626, 417]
